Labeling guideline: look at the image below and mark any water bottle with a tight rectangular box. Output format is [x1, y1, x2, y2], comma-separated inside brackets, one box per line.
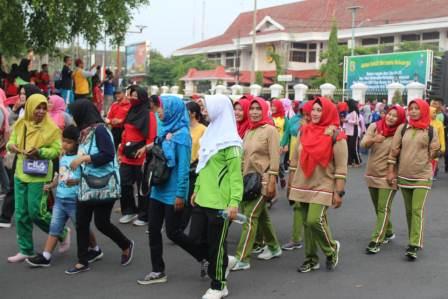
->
[219, 210, 247, 224]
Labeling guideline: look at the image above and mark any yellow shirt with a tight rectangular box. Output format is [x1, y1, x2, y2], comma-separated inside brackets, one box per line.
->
[273, 116, 285, 140]
[431, 119, 445, 153]
[72, 68, 89, 95]
[190, 123, 206, 162]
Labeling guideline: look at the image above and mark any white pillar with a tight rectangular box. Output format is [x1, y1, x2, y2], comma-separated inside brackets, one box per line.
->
[184, 81, 194, 96]
[231, 84, 243, 96]
[150, 85, 159, 95]
[350, 82, 368, 104]
[270, 84, 284, 98]
[320, 83, 336, 98]
[161, 86, 169, 95]
[214, 85, 227, 95]
[294, 84, 308, 101]
[250, 84, 262, 96]
[406, 81, 426, 103]
[387, 82, 405, 105]
[170, 86, 179, 94]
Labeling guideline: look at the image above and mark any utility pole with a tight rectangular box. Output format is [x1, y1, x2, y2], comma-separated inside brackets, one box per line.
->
[201, 1, 206, 41]
[348, 5, 361, 56]
[250, 0, 258, 84]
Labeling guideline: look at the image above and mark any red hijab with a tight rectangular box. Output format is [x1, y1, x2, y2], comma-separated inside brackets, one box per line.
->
[300, 97, 346, 178]
[234, 98, 251, 138]
[408, 99, 430, 129]
[249, 97, 272, 129]
[302, 101, 313, 115]
[376, 105, 406, 137]
[271, 99, 285, 118]
[337, 101, 349, 113]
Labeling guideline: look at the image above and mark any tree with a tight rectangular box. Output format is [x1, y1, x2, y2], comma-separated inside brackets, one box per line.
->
[392, 89, 402, 105]
[0, 0, 150, 56]
[255, 71, 264, 86]
[324, 20, 340, 87]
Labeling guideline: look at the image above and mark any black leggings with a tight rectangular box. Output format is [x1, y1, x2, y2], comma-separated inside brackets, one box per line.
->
[77, 201, 131, 266]
[347, 126, 361, 165]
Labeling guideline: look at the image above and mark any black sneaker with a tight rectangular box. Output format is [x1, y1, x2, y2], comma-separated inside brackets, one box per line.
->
[137, 272, 167, 285]
[65, 264, 90, 275]
[326, 240, 340, 271]
[121, 240, 134, 266]
[87, 249, 104, 264]
[365, 242, 380, 254]
[405, 246, 419, 261]
[200, 259, 209, 279]
[26, 253, 51, 268]
[383, 233, 396, 244]
[0, 216, 12, 228]
[297, 260, 320, 273]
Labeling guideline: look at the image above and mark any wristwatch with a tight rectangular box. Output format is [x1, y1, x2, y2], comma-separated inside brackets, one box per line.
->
[336, 190, 346, 198]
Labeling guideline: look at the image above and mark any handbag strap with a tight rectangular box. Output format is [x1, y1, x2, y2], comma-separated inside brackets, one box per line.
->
[22, 125, 27, 152]
[85, 125, 116, 168]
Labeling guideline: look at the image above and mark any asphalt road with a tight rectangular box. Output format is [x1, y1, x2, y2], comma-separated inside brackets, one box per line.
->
[1, 163, 448, 299]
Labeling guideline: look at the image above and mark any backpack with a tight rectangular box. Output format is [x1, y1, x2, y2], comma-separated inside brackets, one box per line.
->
[399, 124, 436, 156]
[141, 138, 171, 196]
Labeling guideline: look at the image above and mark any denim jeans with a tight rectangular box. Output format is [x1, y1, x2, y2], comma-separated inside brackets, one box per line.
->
[49, 198, 77, 236]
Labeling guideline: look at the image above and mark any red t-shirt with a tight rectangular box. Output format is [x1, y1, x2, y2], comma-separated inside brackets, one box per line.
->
[107, 99, 131, 128]
[119, 111, 157, 166]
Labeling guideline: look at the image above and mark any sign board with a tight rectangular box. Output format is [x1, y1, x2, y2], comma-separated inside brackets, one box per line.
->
[344, 50, 433, 90]
[278, 74, 293, 82]
[125, 41, 151, 77]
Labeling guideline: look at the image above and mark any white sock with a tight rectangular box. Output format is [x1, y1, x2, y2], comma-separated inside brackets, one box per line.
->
[92, 246, 100, 252]
[43, 251, 51, 260]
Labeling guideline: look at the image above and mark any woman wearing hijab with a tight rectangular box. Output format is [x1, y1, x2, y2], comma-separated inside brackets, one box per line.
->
[360, 105, 406, 254]
[387, 99, 440, 260]
[0, 89, 12, 227]
[15, 59, 31, 84]
[288, 97, 348, 273]
[9, 84, 43, 125]
[139, 95, 205, 285]
[48, 95, 73, 130]
[234, 97, 250, 139]
[187, 94, 243, 299]
[343, 99, 362, 167]
[7, 94, 65, 263]
[280, 101, 304, 251]
[232, 97, 282, 271]
[118, 86, 157, 226]
[66, 99, 134, 274]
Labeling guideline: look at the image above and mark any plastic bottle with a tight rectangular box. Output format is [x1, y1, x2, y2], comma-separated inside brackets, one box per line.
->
[219, 210, 247, 224]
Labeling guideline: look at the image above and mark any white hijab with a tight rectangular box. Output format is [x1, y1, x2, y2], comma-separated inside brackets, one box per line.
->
[196, 95, 242, 173]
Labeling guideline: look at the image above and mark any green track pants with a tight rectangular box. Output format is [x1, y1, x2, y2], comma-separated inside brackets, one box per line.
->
[368, 188, 396, 244]
[299, 202, 337, 263]
[235, 196, 280, 263]
[400, 188, 430, 248]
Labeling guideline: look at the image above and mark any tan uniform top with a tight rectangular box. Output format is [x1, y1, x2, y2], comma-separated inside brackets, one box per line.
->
[289, 137, 348, 206]
[388, 124, 440, 181]
[360, 123, 397, 190]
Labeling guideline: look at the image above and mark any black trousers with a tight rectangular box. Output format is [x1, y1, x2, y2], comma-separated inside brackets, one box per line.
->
[179, 170, 197, 230]
[111, 127, 123, 151]
[347, 126, 361, 165]
[120, 164, 147, 221]
[1, 167, 14, 221]
[76, 201, 131, 266]
[188, 205, 230, 290]
[148, 199, 206, 273]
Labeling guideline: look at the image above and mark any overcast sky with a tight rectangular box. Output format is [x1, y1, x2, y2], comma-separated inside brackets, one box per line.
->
[125, 0, 299, 56]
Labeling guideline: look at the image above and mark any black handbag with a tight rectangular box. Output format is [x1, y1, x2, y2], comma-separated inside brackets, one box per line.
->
[123, 140, 146, 159]
[243, 172, 262, 202]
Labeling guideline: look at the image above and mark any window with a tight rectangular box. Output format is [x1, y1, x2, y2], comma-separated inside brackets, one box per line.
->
[401, 34, 420, 42]
[207, 53, 221, 65]
[224, 52, 240, 69]
[290, 43, 317, 63]
[362, 38, 379, 46]
[380, 36, 395, 53]
[423, 32, 440, 40]
[380, 36, 394, 44]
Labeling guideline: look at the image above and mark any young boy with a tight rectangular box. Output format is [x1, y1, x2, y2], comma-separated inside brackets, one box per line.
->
[26, 126, 102, 267]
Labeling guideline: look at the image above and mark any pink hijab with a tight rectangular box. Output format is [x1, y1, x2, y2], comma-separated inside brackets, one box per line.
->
[48, 95, 66, 129]
[0, 89, 10, 135]
[281, 98, 295, 118]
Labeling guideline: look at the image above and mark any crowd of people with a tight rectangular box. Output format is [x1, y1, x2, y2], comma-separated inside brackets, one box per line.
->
[0, 56, 445, 299]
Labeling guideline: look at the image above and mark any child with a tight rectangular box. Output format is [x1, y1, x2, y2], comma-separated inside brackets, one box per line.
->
[25, 126, 102, 267]
[430, 107, 445, 178]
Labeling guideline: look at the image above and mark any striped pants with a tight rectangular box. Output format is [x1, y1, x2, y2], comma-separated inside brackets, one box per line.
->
[299, 202, 337, 263]
[368, 188, 396, 244]
[401, 188, 429, 248]
[235, 196, 280, 263]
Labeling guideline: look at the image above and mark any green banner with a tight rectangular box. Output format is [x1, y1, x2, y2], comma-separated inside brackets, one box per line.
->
[345, 51, 431, 90]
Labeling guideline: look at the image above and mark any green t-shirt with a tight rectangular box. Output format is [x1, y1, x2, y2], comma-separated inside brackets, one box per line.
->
[194, 146, 243, 210]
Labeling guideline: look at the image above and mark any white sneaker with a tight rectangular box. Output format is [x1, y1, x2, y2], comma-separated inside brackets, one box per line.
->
[202, 287, 229, 299]
[119, 214, 138, 224]
[133, 219, 148, 227]
[8, 253, 31, 263]
[225, 256, 237, 278]
[257, 247, 282, 260]
[58, 228, 71, 253]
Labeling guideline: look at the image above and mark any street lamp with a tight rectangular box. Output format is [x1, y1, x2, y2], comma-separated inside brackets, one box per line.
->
[116, 25, 147, 81]
[348, 5, 361, 56]
[250, 0, 257, 84]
